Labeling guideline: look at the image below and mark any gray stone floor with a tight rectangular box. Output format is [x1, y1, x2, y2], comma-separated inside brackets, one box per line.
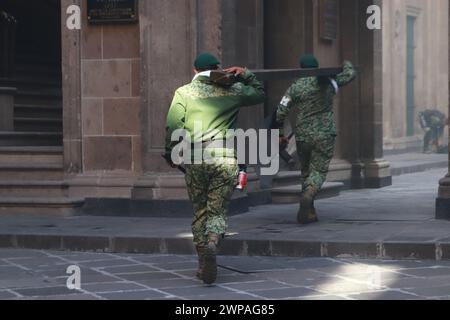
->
[385, 152, 448, 176]
[1, 248, 450, 300]
[0, 169, 448, 243]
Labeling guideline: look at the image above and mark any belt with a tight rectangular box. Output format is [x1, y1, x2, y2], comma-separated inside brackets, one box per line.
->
[191, 138, 236, 150]
[188, 139, 236, 159]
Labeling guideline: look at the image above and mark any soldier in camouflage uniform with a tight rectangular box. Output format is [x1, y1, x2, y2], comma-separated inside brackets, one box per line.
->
[164, 53, 265, 284]
[275, 54, 356, 224]
[418, 109, 448, 153]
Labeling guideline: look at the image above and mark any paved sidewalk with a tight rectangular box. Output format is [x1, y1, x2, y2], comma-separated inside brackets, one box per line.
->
[385, 152, 448, 176]
[0, 169, 449, 260]
[1, 249, 450, 300]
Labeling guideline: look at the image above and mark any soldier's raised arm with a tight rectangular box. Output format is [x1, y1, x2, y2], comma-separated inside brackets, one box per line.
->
[225, 67, 266, 107]
[335, 60, 357, 87]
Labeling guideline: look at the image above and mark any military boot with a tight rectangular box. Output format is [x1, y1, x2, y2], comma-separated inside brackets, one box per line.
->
[202, 233, 220, 285]
[297, 187, 319, 225]
[195, 245, 206, 280]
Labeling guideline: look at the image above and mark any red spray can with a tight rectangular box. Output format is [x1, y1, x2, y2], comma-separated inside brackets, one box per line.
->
[236, 166, 247, 191]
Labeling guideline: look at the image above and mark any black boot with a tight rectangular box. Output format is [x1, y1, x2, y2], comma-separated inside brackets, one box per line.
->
[202, 233, 220, 285]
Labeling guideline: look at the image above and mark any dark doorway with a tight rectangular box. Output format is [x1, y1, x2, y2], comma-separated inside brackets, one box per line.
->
[0, 0, 62, 146]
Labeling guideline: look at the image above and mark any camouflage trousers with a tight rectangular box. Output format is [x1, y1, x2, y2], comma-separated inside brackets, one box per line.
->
[424, 126, 444, 152]
[296, 135, 336, 196]
[185, 158, 239, 246]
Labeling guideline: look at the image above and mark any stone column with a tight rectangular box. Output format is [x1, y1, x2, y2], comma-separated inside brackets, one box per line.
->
[358, 0, 392, 188]
[438, 173, 450, 220]
[132, 0, 198, 201]
[339, 0, 365, 189]
[61, 0, 82, 175]
[220, 0, 266, 204]
[436, 2, 450, 220]
[196, 0, 222, 59]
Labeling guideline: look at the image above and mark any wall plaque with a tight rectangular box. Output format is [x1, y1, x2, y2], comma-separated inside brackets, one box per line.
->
[319, 0, 338, 41]
[87, 0, 138, 24]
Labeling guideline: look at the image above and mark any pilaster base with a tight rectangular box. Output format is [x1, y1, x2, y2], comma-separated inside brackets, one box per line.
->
[132, 173, 189, 200]
[127, 170, 270, 217]
[436, 174, 450, 220]
[350, 162, 365, 189]
[63, 170, 269, 217]
[363, 159, 392, 188]
[436, 198, 450, 220]
[66, 172, 137, 198]
[327, 159, 352, 184]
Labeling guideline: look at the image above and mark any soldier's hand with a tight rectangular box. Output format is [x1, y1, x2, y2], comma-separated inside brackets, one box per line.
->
[223, 66, 246, 76]
[169, 162, 178, 169]
[162, 154, 178, 169]
[279, 137, 290, 149]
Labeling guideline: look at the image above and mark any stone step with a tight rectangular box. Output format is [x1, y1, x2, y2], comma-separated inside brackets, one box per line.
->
[0, 163, 63, 180]
[16, 53, 60, 64]
[14, 64, 61, 78]
[3, 75, 61, 85]
[0, 132, 62, 147]
[14, 104, 62, 119]
[0, 180, 68, 197]
[272, 171, 302, 188]
[14, 90, 62, 106]
[271, 182, 345, 204]
[0, 146, 63, 162]
[0, 232, 447, 260]
[0, 197, 84, 216]
[16, 89, 62, 100]
[0, 77, 61, 92]
[14, 117, 62, 132]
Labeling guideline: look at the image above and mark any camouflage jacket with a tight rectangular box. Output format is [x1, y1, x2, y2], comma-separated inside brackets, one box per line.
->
[419, 110, 447, 129]
[275, 60, 356, 140]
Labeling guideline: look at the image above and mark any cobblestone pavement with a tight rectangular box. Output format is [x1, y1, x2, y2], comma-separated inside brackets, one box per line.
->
[1, 249, 450, 300]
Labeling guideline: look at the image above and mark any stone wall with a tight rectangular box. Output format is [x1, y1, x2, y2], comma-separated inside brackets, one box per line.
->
[59, 0, 405, 200]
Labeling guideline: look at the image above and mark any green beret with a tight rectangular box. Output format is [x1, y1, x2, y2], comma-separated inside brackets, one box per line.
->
[300, 54, 319, 68]
[194, 52, 220, 70]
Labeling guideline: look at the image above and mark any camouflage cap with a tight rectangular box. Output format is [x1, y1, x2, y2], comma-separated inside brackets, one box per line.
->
[300, 54, 319, 69]
[194, 52, 220, 70]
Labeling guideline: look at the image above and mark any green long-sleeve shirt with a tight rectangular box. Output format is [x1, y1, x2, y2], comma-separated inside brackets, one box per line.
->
[165, 69, 265, 158]
[275, 60, 357, 139]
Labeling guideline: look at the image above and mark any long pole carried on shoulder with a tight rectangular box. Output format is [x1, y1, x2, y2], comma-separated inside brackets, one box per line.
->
[252, 67, 343, 81]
